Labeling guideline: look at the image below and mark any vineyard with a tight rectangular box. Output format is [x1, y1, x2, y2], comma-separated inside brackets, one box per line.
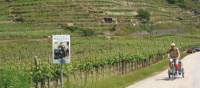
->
[0, 0, 200, 88]
[0, 35, 200, 88]
[0, 0, 199, 39]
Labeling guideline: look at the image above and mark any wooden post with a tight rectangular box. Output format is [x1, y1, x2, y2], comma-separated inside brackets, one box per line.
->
[61, 62, 64, 88]
[122, 61, 125, 75]
[34, 56, 39, 88]
[48, 56, 51, 88]
[34, 56, 39, 69]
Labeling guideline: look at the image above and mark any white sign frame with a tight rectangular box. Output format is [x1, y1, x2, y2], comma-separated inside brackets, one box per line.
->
[52, 35, 70, 64]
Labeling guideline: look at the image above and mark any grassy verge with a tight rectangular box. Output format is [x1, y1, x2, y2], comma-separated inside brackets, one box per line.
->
[65, 59, 169, 88]
[80, 53, 189, 88]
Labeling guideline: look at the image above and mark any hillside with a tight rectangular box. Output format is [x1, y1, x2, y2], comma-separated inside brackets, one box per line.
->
[0, 0, 199, 38]
[1, 0, 200, 88]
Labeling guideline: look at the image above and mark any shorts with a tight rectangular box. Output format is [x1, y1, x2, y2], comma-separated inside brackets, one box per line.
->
[169, 58, 179, 64]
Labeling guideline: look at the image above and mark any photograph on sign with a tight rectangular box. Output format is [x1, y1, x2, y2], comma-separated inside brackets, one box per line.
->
[52, 35, 70, 64]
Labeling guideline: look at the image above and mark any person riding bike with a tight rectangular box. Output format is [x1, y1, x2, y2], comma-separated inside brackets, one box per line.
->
[167, 43, 180, 71]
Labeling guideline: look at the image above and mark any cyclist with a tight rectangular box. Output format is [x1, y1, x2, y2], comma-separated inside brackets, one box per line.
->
[167, 43, 180, 72]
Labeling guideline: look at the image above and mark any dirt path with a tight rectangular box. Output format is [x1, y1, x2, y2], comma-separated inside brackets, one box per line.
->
[127, 52, 200, 88]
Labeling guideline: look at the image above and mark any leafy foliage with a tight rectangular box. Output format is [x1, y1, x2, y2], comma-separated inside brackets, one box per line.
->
[63, 26, 95, 36]
[166, 0, 176, 4]
[0, 67, 31, 88]
[31, 54, 145, 82]
[137, 9, 151, 23]
[32, 64, 53, 82]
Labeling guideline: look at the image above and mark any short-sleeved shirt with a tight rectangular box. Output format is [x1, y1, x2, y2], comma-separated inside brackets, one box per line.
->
[168, 48, 179, 58]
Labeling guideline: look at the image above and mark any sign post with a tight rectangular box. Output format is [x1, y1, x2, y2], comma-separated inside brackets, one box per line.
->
[52, 35, 71, 88]
[61, 61, 64, 88]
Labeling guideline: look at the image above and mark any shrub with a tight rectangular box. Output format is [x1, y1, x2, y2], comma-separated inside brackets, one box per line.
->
[166, 0, 176, 4]
[110, 25, 117, 32]
[166, 0, 185, 4]
[13, 16, 24, 22]
[0, 68, 31, 88]
[137, 9, 150, 23]
[78, 29, 95, 36]
[5, 0, 12, 2]
[64, 26, 95, 36]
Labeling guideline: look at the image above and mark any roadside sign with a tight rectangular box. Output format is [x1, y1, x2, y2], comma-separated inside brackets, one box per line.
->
[52, 35, 70, 64]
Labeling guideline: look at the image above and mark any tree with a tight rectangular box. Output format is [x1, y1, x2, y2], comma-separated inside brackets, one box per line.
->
[166, 0, 185, 4]
[166, 0, 176, 4]
[177, 0, 186, 8]
[137, 9, 150, 23]
[177, 0, 185, 3]
[136, 9, 152, 32]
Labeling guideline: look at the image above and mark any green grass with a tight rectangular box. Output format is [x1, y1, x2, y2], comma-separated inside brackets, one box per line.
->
[0, 67, 32, 88]
[64, 59, 169, 88]
[0, 0, 199, 87]
[76, 50, 189, 88]
[0, 0, 198, 35]
[1, 35, 200, 66]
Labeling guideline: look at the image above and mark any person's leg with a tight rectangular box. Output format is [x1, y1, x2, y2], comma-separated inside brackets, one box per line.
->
[169, 58, 173, 70]
[169, 61, 171, 70]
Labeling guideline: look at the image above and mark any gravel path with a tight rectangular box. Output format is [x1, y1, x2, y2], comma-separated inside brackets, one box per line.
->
[127, 52, 200, 88]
